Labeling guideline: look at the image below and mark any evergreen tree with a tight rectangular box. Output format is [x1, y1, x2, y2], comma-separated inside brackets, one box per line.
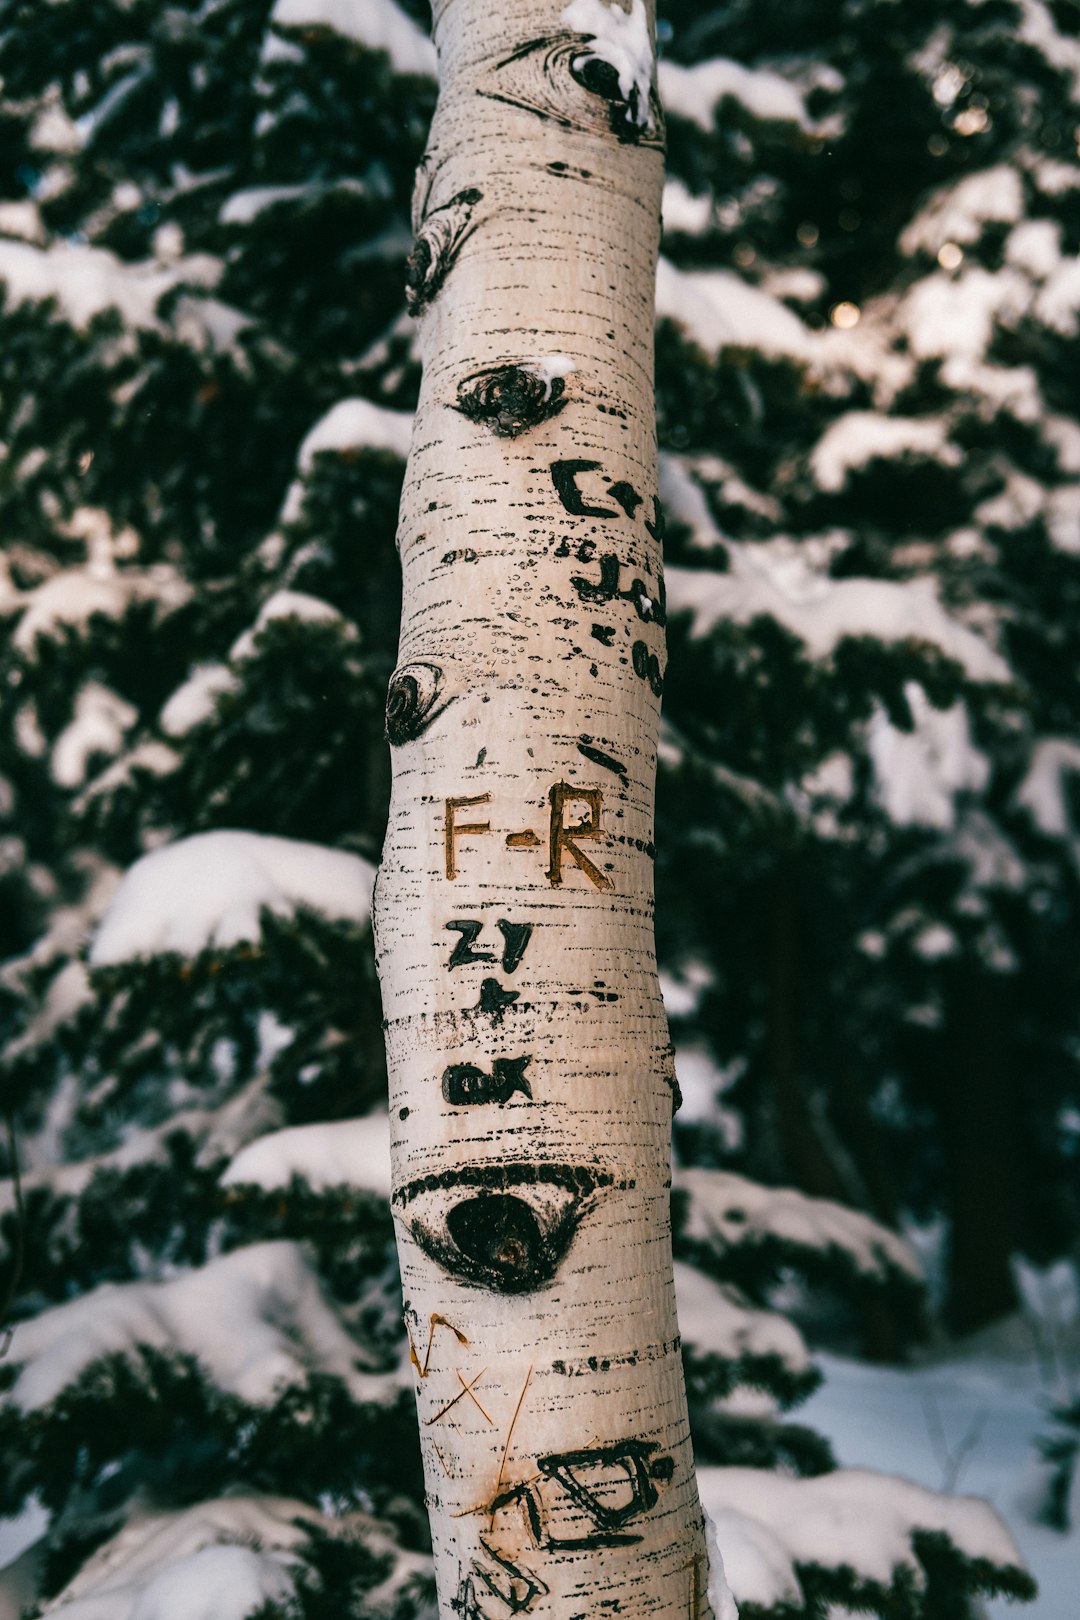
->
[0, 0, 1057, 1616]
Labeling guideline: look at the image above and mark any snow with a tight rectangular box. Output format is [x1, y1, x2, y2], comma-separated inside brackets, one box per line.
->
[902, 266, 1029, 371]
[270, 0, 436, 77]
[42, 1543, 295, 1620]
[218, 179, 367, 225]
[0, 1074, 285, 1231]
[0, 958, 92, 1070]
[1047, 483, 1080, 554]
[701, 1464, 1024, 1598]
[38, 1497, 314, 1620]
[89, 830, 375, 965]
[799, 1333, 1077, 1620]
[657, 257, 812, 361]
[526, 353, 575, 392]
[562, 0, 655, 131]
[2, 1241, 388, 1412]
[51, 684, 137, 789]
[701, 1506, 739, 1620]
[666, 547, 1011, 683]
[72, 739, 181, 813]
[672, 1045, 742, 1147]
[706, 1505, 800, 1612]
[1014, 738, 1080, 839]
[1034, 255, 1080, 337]
[867, 686, 990, 830]
[159, 664, 237, 737]
[222, 1112, 392, 1199]
[0, 199, 45, 244]
[662, 180, 712, 236]
[296, 397, 414, 473]
[228, 589, 350, 661]
[659, 56, 811, 133]
[674, 1262, 812, 1380]
[1006, 218, 1063, 281]
[810, 411, 960, 493]
[677, 1167, 921, 1285]
[900, 166, 1024, 257]
[13, 563, 191, 657]
[0, 238, 221, 333]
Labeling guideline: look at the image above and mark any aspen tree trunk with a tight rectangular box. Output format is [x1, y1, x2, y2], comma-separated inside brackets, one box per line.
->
[373, 4, 715, 1617]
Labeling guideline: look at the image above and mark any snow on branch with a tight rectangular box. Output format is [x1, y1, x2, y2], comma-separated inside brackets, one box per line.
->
[665, 550, 1011, 683]
[659, 57, 816, 135]
[270, 0, 436, 78]
[809, 412, 961, 494]
[296, 398, 414, 474]
[88, 830, 375, 966]
[675, 1167, 922, 1295]
[2, 1241, 393, 1412]
[222, 1113, 392, 1200]
[32, 1494, 431, 1620]
[700, 1465, 1033, 1614]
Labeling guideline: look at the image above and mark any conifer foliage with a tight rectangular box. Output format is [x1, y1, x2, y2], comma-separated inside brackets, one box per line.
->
[0, 0, 1068, 1615]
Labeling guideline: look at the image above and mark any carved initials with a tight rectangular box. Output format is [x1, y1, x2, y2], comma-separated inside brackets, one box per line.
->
[547, 782, 611, 891]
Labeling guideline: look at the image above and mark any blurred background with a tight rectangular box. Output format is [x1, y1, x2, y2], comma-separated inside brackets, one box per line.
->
[0, 0, 1077, 1615]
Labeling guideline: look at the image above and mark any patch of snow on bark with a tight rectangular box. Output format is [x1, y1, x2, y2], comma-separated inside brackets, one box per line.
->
[297, 397, 413, 472]
[222, 1113, 392, 1199]
[810, 412, 959, 492]
[89, 829, 375, 965]
[659, 57, 810, 133]
[5, 1241, 387, 1412]
[562, 0, 655, 130]
[51, 684, 137, 788]
[270, 0, 435, 77]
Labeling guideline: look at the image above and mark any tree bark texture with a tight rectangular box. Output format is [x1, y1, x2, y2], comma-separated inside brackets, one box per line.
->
[373, 3, 713, 1618]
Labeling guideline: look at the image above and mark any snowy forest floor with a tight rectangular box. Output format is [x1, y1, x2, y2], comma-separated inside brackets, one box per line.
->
[800, 1320, 1080, 1619]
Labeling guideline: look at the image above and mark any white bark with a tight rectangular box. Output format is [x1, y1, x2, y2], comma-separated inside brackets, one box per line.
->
[373, 3, 713, 1617]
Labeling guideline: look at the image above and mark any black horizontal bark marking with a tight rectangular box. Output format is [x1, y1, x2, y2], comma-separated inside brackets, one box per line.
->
[577, 739, 626, 777]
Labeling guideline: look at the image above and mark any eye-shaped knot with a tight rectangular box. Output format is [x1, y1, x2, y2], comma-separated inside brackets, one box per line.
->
[454, 363, 569, 438]
[478, 20, 663, 149]
[395, 1162, 623, 1294]
[385, 661, 450, 744]
[405, 187, 483, 315]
